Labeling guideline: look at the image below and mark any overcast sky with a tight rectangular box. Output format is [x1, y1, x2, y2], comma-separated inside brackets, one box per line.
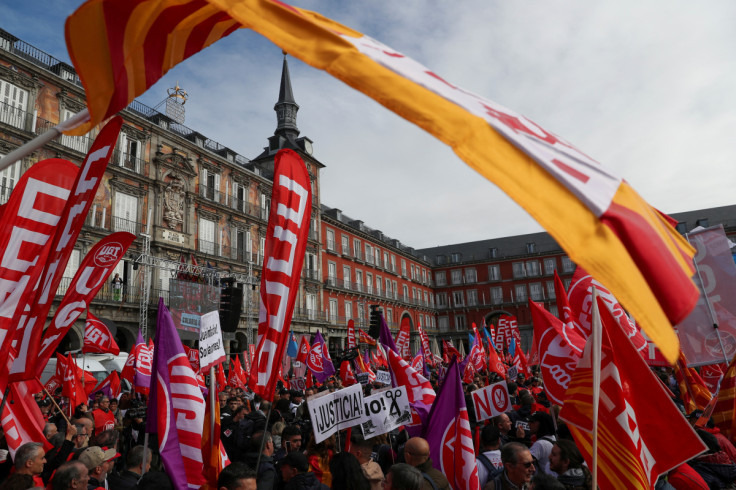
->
[5, 1, 736, 250]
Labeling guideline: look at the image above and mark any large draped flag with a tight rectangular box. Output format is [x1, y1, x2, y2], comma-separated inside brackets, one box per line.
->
[92, 370, 121, 399]
[83, 312, 120, 355]
[0, 381, 53, 458]
[712, 353, 736, 441]
[530, 300, 585, 406]
[7, 119, 123, 383]
[560, 296, 706, 490]
[553, 271, 587, 350]
[358, 328, 377, 346]
[63, 0, 698, 362]
[306, 331, 335, 384]
[674, 352, 713, 413]
[417, 324, 434, 368]
[395, 317, 411, 360]
[147, 299, 206, 489]
[248, 149, 312, 399]
[0, 158, 78, 389]
[60, 354, 90, 406]
[424, 358, 480, 490]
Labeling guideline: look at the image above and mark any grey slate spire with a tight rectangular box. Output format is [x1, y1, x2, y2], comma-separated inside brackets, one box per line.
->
[274, 53, 300, 141]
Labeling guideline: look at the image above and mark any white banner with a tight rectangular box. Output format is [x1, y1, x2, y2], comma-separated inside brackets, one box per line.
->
[360, 387, 411, 438]
[471, 381, 511, 422]
[308, 383, 364, 443]
[375, 370, 391, 386]
[198, 310, 225, 374]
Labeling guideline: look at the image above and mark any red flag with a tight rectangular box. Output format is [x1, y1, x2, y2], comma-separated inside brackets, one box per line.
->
[386, 348, 436, 435]
[512, 346, 531, 379]
[395, 317, 411, 360]
[44, 375, 62, 396]
[249, 150, 312, 400]
[712, 353, 736, 441]
[0, 381, 53, 458]
[530, 300, 585, 406]
[674, 352, 713, 413]
[443, 340, 460, 361]
[183, 345, 201, 373]
[560, 297, 706, 489]
[91, 371, 121, 399]
[296, 336, 310, 364]
[83, 312, 120, 355]
[347, 319, 356, 350]
[339, 361, 356, 387]
[216, 363, 227, 394]
[701, 364, 725, 394]
[418, 324, 434, 368]
[411, 352, 425, 373]
[232, 356, 247, 387]
[0, 158, 79, 387]
[202, 384, 226, 487]
[7, 119, 122, 383]
[23, 232, 135, 381]
[495, 316, 508, 348]
[486, 347, 507, 378]
[358, 328, 377, 346]
[61, 354, 88, 407]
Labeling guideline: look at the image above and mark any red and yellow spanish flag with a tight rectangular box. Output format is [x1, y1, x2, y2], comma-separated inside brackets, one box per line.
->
[712, 353, 736, 441]
[674, 352, 713, 414]
[65, 0, 698, 362]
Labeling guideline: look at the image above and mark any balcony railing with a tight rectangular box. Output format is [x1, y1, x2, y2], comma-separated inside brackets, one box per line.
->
[85, 209, 145, 235]
[0, 100, 34, 131]
[0, 183, 14, 206]
[35, 117, 92, 153]
[112, 149, 145, 173]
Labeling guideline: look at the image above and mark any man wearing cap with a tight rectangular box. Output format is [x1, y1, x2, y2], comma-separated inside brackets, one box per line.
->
[280, 451, 328, 490]
[78, 446, 118, 490]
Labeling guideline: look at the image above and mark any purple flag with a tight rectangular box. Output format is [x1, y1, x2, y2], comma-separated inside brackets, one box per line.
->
[146, 299, 206, 489]
[424, 358, 480, 489]
[420, 344, 431, 379]
[379, 312, 398, 354]
[307, 331, 335, 383]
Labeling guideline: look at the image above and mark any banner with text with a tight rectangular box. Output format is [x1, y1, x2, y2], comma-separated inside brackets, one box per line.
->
[471, 381, 511, 422]
[308, 383, 364, 444]
[199, 310, 226, 374]
[360, 387, 411, 438]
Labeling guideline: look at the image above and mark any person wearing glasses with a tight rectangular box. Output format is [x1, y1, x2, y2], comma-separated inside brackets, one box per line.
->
[72, 425, 90, 451]
[488, 442, 536, 490]
[402, 437, 450, 490]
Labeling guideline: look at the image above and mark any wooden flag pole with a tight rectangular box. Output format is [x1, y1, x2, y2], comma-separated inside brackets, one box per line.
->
[40, 383, 72, 428]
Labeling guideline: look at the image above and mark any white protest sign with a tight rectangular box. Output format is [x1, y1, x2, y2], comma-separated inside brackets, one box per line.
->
[507, 365, 519, 379]
[360, 386, 411, 438]
[198, 310, 226, 374]
[471, 380, 511, 422]
[375, 370, 391, 386]
[308, 383, 364, 443]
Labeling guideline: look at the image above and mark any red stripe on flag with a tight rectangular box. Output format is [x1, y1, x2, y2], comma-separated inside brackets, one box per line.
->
[184, 10, 234, 59]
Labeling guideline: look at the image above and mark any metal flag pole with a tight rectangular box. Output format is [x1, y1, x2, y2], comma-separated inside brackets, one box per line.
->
[591, 287, 602, 490]
[0, 108, 90, 171]
[686, 232, 730, 364]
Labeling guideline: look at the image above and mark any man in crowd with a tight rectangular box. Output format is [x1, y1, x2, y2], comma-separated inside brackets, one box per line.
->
[403, 437, 450, 490]
[493, 413, 513, 447]
[384, 463, 422, 490]
[280, 451, 328, 490]
[244, 431, 276, 490]
[12, 442, 46, 486]
[491, 441, 535, 490]
[477, 425, 503, 487]
[273, 424, 302, 464]
[92, 397, 116, 435]
[78, 446, 118, 490]
[51, 461, 90, 490]
[217, 462, 257, 490]
[348, 432, 384, 490]
[44, 422, 59, 441]
[72, 424, 91, 452]
[107, 445, 150, 490]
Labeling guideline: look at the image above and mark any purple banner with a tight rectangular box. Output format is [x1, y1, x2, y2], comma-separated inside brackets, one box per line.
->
[306, 331, 335, 383]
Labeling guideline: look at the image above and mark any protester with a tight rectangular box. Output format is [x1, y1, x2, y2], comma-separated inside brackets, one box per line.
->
[92, 397, 116, 434]
[688, 429, 736, 489]
[528, 412, 556, 474]
[217, 462, 257, 490]
[402, 437, 450, 490]
[548, 440, 591, 490]
[274, 424, 303, 464]
[493, 413, 513, 447]
[280, 451, 328, 490]
[384, 463, 422, 490]
[78, 446, 118, 490]
[488, 441, 535, 490]
[477, 425, 503, 487]
[329, 451, 370, 490]
[42, 423, 78, 484]
[243, 431, 276, 490]
[12, 442, 46, 487]
[51, 461, 90, 490]
[528, 473, 565, 490]
[107, 446, 151, 490]
[348, 432, 385, 490]
[306, 435, 335, 486]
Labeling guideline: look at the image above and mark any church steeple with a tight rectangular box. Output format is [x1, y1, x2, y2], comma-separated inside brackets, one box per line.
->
[273, 53, 299, 141]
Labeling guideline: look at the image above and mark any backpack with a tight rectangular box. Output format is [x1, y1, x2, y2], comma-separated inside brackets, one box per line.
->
[421, 472, 439, 490]
[477, 453, 503, 482]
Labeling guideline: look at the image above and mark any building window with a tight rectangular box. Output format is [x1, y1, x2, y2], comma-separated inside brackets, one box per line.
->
[512, 261, 526, 279]
[467, 289, 478, 306]
[450, 253, 461, 263]
[0, 155, 20, 205]
[549, 304, 559, 317]
[564, 278, 572, 291]
[465, 268, 477, 283]
[515, 284, 528, 303]
[489, 247, 498, 258]
[436, 255, 446, 266]
[491, 287, 503, 305]
[530, 283, 543, 301]
[422, 269, 427, 284]
[355, 270, 363, 292]
[453, 291, 464, 307]
[392, 280, 398, 299]
[546, 281, 556, 300]
[410, 264, 415, 280]
[436, 293, 448, 308]
[260, 192, 270, 220]
[365, 243, 373, 264]
[386, 308, 393, 326]
[403, 284, 409, 301]
[341, 235, 350, 255]
[344, 301, 352, 320]
[376, 276, 382, 296]
[451, 269, 462, 285]
[343, 266, 351, 289]
[200, 167, 221, 202]
[385, 278, 392, 298]
[119, 132, 142, 172]
[327, 261, 337, 286]
[357, 304, 365, 323]
[439, 317, 449, 332]
[455, 315, 466, 330]
[383, 251, 389, 270]
[325, 228, 335, 251]
[374, 248, 381, 267]
[401, 259, 407, 277]
[353, 238, 361, 259]
[435, 271, 447, 286]
[259, 236, 266, 265]
[306, 293, 317, 320]
[561, 256, 575, 273]
[526, 260, 540, 277]
[113, 192, 139, 233]
[488, 264, 501, 281]
[329, 298, 338, 324]
[423, 291, 429, 305]
[63, 249, 81, 279]
[198, 217, 215, 255]
[544, 258, 556, 275]
[0, 80, 29, 130]
[232, 181, 247, 212]
[526, 242, 536, 254]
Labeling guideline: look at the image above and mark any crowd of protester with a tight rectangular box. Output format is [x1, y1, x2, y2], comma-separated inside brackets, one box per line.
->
[0, 364, 735, 490]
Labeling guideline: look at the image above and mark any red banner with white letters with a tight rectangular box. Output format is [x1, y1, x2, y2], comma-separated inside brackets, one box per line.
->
[27, 232, 135, 379]
[5, 118, 122, 382]
[296, 335, 310, 364]
[0, 158, 79, 387]
[347, 319, 356, 350]
[395, 317, 411, 360]
[248, 149, 312, 400]
[83, 311, 120, 355]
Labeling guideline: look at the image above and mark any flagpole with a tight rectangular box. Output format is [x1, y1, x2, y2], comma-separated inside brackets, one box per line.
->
[0, 108, 90, 171]
[41, 383, 72, 428]
[255, 402, 274, 475]
[591, 288, 602, 490]
[686, 233, 730, 364]
[209, 362, 216, 458]
[0, 387, 10, 419]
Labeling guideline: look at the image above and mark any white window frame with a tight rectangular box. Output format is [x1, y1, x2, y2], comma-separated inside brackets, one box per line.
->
[435, 272, 446, 286]
[198, 217, 216, 255]
[451, 269, 462, 285]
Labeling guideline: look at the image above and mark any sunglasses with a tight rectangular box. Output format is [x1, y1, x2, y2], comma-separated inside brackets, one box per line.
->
[517, 461, 534, 468]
